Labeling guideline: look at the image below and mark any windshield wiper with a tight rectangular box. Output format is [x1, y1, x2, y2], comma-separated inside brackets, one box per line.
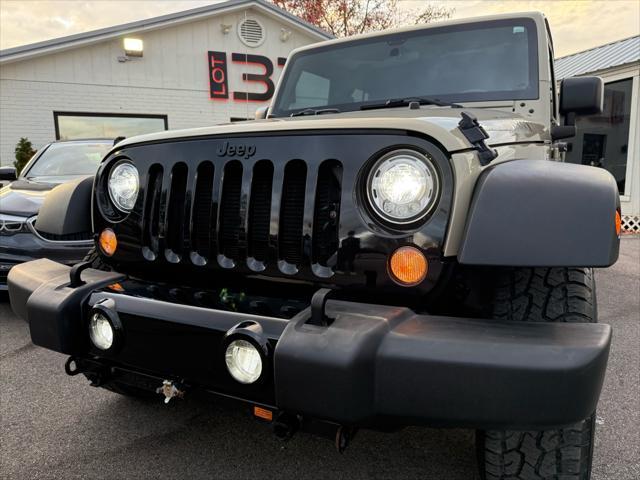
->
[290, 108, 341, 117]
[360, 97, 462, 111]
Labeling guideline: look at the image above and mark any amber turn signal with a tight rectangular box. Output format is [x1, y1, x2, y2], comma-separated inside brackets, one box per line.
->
[99, 228, 117, 257]
[615, 210, 622, 237]
[107, 282, 124, 292]
[389, 246, 428, 286]
[253, 406, 273, 421]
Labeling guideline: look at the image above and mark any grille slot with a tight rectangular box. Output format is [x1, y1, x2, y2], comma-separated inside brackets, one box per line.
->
[219, 161, 243, 262]
[312, 160, 342, 266]
[35, 229, 92, 241]
[248, 160, 273, 262]
[279, 160, 307, 266]
[143, 165, 163, 253]
[191, 162, 215, 259]
[166, 163, 188, 259]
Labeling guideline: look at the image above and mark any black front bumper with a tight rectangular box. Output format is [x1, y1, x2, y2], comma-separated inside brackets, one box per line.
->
[8, 259, 611, 430]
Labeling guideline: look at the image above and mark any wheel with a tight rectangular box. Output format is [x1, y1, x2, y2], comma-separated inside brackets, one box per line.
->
[476, 267, 598, 480]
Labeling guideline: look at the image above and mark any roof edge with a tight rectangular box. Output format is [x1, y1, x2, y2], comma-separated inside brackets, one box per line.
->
[0, 0, 332, 63]
[556, 34, 640, 60]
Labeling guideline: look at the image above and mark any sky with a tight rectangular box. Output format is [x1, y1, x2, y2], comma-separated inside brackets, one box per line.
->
[1, 0, 639, 57]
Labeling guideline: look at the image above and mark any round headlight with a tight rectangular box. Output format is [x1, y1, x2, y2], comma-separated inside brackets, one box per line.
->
[225, 339, 263, 384]
[89, 312, 114, 350]
[108, 162, 139, 212]
[367, 150, 439, 225]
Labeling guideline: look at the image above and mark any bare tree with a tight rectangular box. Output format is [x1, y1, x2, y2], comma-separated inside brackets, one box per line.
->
[270, 0, 453, 37]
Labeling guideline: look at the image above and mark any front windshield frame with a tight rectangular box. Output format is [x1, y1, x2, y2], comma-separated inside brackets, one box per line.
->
[23, 141, 113, 179]
[271, 17, 539, 117]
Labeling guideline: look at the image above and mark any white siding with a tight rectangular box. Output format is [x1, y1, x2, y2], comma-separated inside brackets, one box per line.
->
[0, 7, 318, 163]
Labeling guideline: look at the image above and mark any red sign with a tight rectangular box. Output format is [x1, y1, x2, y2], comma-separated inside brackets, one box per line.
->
[208, 51, 286, 102]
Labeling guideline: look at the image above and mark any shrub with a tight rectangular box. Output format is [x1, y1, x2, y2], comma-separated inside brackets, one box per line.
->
[14, 137, 36, 175]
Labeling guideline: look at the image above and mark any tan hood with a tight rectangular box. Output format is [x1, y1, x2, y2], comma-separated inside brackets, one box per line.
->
[113, 107, 548, 154]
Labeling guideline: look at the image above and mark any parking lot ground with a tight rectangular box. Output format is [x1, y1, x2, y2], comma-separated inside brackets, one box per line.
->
[1, 237, 638, 480]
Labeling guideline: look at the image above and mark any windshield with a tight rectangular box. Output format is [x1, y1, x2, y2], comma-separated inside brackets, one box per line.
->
[25, 142, 112, 178]
[272, 18, 538, 116]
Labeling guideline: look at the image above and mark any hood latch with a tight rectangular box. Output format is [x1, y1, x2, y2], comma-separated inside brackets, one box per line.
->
[457, 111, 498, 166]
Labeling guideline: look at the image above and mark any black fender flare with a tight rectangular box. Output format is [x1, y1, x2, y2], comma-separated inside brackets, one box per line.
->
[458, 160, 619, 267]
[35, 176, 93, 237]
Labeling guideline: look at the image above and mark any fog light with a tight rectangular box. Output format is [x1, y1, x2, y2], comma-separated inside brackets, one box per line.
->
[99, 228, 117, 256]
[89, 312, 114, 350]
[389, 246, 428, 286]
[225, 339, 263, 384]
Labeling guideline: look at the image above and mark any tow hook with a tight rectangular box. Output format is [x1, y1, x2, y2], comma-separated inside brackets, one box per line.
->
[335, 426, 357, 454]
[64, 356, 82, 376]
[156, 380, 185, 404]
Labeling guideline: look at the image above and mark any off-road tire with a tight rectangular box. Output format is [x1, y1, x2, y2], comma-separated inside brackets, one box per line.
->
[476, 267, 598, 480]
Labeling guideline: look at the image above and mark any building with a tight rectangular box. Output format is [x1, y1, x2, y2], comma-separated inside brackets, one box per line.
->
[0, 0, 331, 164]
[1, 4, 637, 231]
[556, 36, 640, 233]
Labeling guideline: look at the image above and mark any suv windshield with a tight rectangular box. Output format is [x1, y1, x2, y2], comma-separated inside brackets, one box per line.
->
[25, 142, 112, 178]
[272, 18, 538, 116]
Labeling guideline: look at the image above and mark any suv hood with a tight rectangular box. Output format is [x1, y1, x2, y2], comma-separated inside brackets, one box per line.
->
[113, 107, 547, 153]
[0, 177, 88, 217]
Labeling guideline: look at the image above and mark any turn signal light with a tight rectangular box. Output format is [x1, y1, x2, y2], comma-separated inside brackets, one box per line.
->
[108, 282, 124, 292]
[253, 406, 273, 421]
[615, 210, 621, 237]
[389, 246, 428, 286]
[99, 228, 117, 257]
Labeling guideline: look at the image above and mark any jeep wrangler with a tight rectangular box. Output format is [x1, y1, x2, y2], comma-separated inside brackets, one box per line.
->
[8, 12, 620, 480]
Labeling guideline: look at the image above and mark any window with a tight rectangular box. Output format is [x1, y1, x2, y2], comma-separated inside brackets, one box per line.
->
[24, 141, 113, 179]
[54, 112, 168, 140]
[273, 18, 538, 116]
[290, 71, 331, 109]
[565, 78, 632, 195]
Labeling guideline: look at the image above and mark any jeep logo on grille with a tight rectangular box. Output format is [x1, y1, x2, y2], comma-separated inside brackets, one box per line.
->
[216, 141, 256, 159]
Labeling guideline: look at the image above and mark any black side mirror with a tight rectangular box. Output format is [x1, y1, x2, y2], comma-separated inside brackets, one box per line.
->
[559, 76, 604, 118]
[0, 166, 17, 182]
[553, 76, 604, 141]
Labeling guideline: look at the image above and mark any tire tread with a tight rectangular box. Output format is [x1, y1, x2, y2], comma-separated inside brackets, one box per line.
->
[477, 267, 597, 480]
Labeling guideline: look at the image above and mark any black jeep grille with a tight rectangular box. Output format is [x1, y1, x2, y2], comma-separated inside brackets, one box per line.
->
[98, 132, 453, 287]
[93, 132, 453, 296]
[138, 154, 343, 275]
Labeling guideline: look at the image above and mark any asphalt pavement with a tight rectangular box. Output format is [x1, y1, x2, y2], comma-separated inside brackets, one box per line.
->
[1, 237, 638, 480]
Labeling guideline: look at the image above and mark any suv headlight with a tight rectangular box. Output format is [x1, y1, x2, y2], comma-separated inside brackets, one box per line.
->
[0, 213, 30, 235]
[108, 161, 139, 212]
[366, 149, 439, 225]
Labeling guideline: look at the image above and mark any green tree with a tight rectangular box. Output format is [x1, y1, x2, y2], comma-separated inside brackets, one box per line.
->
[14, 137, 36, 175]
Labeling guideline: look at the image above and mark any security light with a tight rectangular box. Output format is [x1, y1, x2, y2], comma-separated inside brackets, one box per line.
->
[123, 38, 143, 57]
